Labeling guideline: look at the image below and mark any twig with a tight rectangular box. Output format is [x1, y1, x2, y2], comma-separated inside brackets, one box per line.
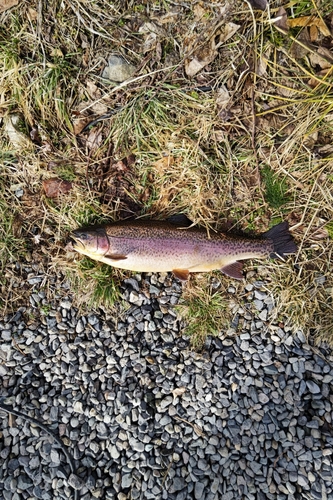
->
[161, 458, 174, 488]
[174, 415, 205, 437]
[244, 0, 263, 195]
[0, 400, 79, 500]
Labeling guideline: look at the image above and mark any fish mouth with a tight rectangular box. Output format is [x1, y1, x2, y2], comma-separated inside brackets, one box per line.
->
[69, 230, 89, 251]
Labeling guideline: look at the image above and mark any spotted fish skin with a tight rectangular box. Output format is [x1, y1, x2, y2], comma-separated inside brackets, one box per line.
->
[70, 219, 296, 280]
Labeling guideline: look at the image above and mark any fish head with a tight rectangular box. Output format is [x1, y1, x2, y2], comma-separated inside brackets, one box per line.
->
[70, 226, 110, 260]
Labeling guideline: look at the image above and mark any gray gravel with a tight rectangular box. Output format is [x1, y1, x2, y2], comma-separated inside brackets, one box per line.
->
[1, 268, 333, 500]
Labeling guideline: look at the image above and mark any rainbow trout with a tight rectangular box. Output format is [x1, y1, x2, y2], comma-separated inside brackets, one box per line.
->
[70, 218, 296, 280]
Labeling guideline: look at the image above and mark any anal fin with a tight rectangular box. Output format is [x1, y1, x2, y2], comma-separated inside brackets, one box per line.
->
[220, 261, 244, 280]
[172, 269, 190, 281]
[104, 253, 127, 261]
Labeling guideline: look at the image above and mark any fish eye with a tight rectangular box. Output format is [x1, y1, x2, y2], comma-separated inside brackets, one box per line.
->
[72, 231, 87, 241]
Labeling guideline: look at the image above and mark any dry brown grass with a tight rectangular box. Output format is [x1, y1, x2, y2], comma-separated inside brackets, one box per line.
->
[1, 0, 333, 343]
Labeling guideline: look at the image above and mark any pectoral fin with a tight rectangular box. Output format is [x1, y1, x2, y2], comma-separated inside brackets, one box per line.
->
[104, 253, 127, 261]
[220, 262, 244, 280]
[172, 269, 190, 281]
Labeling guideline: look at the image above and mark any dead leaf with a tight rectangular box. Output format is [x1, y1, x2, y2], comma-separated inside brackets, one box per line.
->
[213, 130, 227, 142]
[85, 80, 103, 101]
[288, 16, 331, 37]
[139, 21, 166, 53]
[74, 100, 109, 133]
[304, 130, 318, 149]
[317, 144, 333, 156]
[246, 0, 267, 11]
[140, 187, 150, 203]
[111, 160, 128, 172]
[184, 15, 237, 77]
[309, 25, 318, 42]
[215, 85, 230, 110]
[290, 29, 311, 59]
[90, 102, 109, 116]
[0, 0, 18, 14]
[151, 10, 179, 25]
[172, 387, 186, 399]
[153, 156, 174, 174]
[155, 41, 162, 62]
[142, 32, 158, 54]
[193, 424, 204, 436]
[126, 154, 136, 167]
[318, 46, 333, 62]
[257, 55, 267, 76]
[41, 141, 53, 153]
[218, 22, 241, 44]
[86, 129, 103, 149]
[12, 214, 23, 237]
[324, 112, 333, 123]
[73, 116, 93, 135]
[309, 50, 333, 70]
[139, 21, 165, 36]
[308, 68, 332, 88]
[30, 126, 41, 145]
[43, 178, 72, 198]
[27, 7, 37, 20]
[185, 41, 217, 77]
[193, 2, 206, 21]
[312, 227, 329, 240]
[272, 7, 289, 32]
[4, 114, 32, 150]
[50, 48, 64, 58]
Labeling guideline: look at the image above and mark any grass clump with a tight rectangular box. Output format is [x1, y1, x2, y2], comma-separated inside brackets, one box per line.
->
[261, 258, 333, 342]
[177, 276, 229, 349]
[261, 165, 290, 209]
[54, 165, 77, 182]
[0, 168, 26, 273]
[76, 258, 120, 309]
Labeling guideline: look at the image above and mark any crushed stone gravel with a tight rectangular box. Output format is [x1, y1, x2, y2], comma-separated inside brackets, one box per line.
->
[1, 270, 333, 500]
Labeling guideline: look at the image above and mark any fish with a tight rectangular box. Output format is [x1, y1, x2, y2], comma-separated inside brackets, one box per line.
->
[70, 217, 297, 281]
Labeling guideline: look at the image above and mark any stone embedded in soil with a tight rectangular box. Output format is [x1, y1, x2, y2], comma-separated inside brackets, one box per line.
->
[102, 55, 136, 83]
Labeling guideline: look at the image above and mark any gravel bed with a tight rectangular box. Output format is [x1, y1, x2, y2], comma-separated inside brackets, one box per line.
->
[1, 269, 333, 500]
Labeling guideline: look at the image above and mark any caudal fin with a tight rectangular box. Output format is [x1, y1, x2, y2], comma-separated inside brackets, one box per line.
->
[263, 221, 297, 258]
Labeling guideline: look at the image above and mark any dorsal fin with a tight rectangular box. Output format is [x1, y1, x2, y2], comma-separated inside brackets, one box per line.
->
[167, 214, 193, 227]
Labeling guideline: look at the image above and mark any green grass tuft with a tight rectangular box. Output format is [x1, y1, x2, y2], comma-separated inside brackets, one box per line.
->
[0, 182, 26, 273]
[177, 277, 228, 349]
[55, 165, 77, 182]
[74, 258, 121, 308]
[261, 165, 290, 209]
[326, 222, 333, 240]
